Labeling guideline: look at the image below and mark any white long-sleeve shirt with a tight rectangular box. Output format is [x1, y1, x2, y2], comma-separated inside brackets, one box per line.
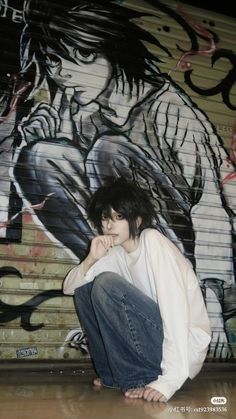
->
[63, 228, 211, 400]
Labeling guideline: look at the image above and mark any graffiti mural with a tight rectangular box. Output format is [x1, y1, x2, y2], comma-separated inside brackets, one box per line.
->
[0, 0, 236, 359]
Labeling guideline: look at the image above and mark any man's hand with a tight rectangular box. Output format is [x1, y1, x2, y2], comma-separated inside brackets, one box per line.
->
[143, 387, 167, 402]
[82, 235, 115, 275]
[125, 387, 167, 402]
[89, 235, 114, 261]
[19, 102, 60, 143]
[18, 88, 75, 143]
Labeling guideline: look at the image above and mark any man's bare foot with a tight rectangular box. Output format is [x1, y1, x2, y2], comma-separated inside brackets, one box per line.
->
[93, 377, 103, 388]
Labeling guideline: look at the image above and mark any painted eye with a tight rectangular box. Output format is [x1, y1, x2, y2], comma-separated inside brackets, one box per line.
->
[45, 54, 61, 68]
[74, 48, 97, 63]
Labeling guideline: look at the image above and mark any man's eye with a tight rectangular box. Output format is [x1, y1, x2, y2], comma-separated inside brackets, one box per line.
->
[74, 48, 97, 63]
[115, 214, 124, 220]
[45, 54, 61, 68]
[101, 215, 108, 221]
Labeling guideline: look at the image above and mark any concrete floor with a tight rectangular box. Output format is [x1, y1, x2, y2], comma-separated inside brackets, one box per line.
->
[0, 364, 235, 419]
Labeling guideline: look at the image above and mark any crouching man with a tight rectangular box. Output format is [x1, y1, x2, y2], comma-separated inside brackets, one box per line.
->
[63, 177, 211, 402]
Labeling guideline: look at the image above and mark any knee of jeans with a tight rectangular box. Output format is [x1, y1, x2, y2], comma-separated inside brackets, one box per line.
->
[20, 140, 68, 166]
[74, 286, 81, 298]
[91, 272, 125, 302]
[87, 136, 127, 162]
[74, 282, 92, 302]
[15, 142, 54, 180]
[74, 286, 83, 306]
[26, 141, 52, 158]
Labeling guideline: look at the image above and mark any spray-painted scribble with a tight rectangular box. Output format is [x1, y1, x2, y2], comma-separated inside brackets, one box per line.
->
[229, 121, 236, 164]
[153, 0, 236, 109]
[16, 346, 38, 358]
[0, 192, 54, 229]
[0, 266, 22, 279]
[184, 48, 236, 111]
[170, 5, 218, 73]
[0, 266, 64, 331]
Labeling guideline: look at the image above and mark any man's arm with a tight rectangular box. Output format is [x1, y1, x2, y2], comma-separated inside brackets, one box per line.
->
[144, 230, 210, 401]
[63, 235, 115, 295]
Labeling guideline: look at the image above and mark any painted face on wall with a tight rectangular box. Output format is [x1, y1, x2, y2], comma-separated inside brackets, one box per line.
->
[44, 42, 112, 106]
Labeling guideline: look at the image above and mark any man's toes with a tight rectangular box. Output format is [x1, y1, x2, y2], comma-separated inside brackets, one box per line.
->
[93, 378, 103, 387]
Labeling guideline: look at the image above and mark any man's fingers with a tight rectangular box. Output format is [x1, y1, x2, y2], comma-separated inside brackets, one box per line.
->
[159, 395, 167, 402]
[20, 102, 60, 141]
[125, 388, 144, 399]
[143, 387, 166, 402]
[57, 88, 74, 140]
[99, 235, 114, 250]
[91, 235, 114, 255]
[52, 89, 64, 110]
[23, 115, 53, 138]
[125, 387, 167, 402]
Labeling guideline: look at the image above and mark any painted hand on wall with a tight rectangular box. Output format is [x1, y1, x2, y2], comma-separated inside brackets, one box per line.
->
[19, 89, 75, 143]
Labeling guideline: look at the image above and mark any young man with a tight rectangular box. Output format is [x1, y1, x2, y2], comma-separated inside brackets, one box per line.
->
[63, 178, 211, 402]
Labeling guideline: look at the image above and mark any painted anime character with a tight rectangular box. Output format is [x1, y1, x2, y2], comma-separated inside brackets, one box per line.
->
[13, 0, 235, 294]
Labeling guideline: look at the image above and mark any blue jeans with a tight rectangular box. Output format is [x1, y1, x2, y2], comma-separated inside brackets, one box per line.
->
[74, 272, 163, 391]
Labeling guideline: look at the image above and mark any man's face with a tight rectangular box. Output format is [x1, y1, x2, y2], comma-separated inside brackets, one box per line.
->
[45, 42, 112, 105]
[101, 209, 134, 252]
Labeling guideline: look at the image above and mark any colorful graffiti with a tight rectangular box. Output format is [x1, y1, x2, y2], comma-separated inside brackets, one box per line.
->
[0, 0, 236, 359]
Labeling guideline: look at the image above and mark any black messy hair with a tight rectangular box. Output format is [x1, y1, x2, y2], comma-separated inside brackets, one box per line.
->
[87, 177, 155, 238]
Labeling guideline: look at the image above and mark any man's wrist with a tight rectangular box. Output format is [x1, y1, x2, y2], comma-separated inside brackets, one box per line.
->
[83, 253, 97, 274]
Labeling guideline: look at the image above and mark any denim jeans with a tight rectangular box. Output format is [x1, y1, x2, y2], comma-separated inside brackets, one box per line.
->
[74, 272, 163, 391]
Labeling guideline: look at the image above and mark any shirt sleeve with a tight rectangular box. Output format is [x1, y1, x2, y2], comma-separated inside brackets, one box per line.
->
[145, 230, 210, 401]
[63, 262, 87, 295]
[63, 248, 120, 295]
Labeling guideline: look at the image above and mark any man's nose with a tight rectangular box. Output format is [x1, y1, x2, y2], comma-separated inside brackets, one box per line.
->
[106, 218, 113, 229]
[59, 69, 72, 79]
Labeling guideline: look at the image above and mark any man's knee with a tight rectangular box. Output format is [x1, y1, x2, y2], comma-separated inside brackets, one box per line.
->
[87, 135, 129, 165]
[18, 140, 66, 167]
[91, 272, 126, 301]
[92, 271, 118, 291]
[74, 282, 93, 302]
[15, 141, 57, 183]
[14, 140, 71, 192]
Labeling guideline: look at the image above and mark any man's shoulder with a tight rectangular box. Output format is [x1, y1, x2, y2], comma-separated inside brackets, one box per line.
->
[141, 228, 165, 248]
[142, 228, 185, 257]
[142, 228, 164, 240]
